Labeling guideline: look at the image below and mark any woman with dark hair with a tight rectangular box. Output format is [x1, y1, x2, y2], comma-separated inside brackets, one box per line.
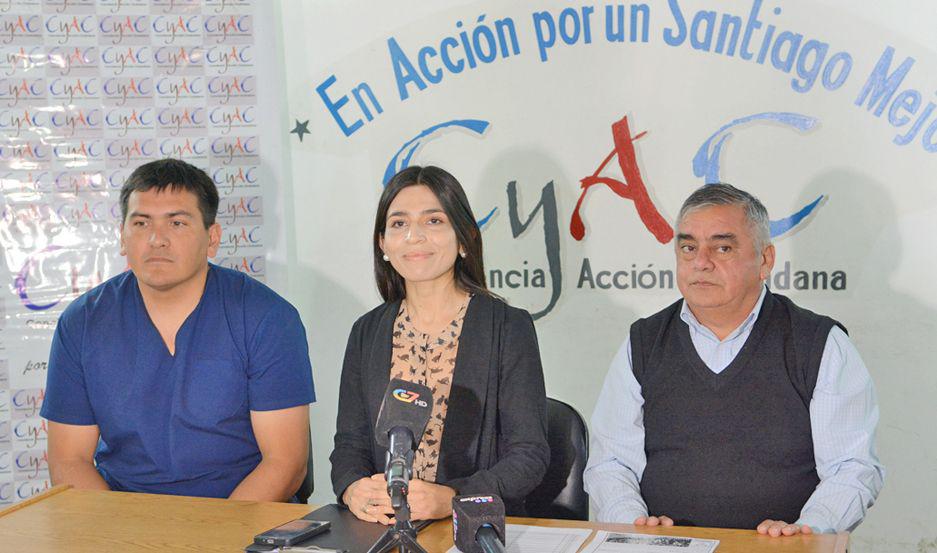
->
[330, 166, 550, 524]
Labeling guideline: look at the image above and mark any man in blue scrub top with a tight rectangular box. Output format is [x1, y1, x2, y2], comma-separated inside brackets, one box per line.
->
[40, 158, 315, 501]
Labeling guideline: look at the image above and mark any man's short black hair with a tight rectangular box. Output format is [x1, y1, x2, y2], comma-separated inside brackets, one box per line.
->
[119, 158, 219, 228]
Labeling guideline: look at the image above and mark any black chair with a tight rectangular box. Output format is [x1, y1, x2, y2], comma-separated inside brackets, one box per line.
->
[525, 397, 590, 520]
[295, 432, 315, 504]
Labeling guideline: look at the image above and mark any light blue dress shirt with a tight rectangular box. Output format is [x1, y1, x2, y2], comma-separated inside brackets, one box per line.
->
[583, 287, 885, 533]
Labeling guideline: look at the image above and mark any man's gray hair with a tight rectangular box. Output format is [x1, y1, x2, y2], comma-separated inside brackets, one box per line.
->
[677, 183, 771, 251]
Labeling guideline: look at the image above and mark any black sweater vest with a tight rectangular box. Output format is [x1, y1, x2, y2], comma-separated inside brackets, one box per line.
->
[630, 291, 843, 529]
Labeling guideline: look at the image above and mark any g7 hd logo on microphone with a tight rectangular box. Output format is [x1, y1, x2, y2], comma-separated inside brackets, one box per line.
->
[393, 388, 428, 408]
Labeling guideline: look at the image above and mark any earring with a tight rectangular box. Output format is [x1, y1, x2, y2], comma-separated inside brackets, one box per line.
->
[382, 254, 390, 261]
[459, 251, 467, 259]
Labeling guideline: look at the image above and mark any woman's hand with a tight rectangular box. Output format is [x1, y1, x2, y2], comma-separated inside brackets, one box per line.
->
[343, 474, 394, 525]
[344, 475, 456, 523]
[406, 479, 456, 521]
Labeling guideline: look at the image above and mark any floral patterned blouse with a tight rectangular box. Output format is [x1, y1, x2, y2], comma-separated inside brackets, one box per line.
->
[389, 296, 470, 482]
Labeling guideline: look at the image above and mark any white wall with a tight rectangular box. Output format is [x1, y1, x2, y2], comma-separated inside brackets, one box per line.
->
[279, 2, 936, 551]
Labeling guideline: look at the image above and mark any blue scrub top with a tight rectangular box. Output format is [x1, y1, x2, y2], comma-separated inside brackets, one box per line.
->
[40, 264, 315, 498]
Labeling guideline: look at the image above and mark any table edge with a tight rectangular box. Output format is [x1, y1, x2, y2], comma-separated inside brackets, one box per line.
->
[0, 485, 72, 519]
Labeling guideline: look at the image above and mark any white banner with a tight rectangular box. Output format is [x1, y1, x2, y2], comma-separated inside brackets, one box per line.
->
[283, 2, 937, 552]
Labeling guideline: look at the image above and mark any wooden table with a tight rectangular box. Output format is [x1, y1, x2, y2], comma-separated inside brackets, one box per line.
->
[0, 486, 848, 553]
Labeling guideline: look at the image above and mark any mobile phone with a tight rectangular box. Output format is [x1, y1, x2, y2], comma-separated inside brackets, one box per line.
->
[253, 519, 331, 546]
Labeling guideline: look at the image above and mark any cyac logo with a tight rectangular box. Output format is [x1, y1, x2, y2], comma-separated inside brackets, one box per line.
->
[208, 75, 255, 104]
[383, 111, 830, 318]
[44, 15, 96, 44]
[0, 170, 52, 193]
[159, 137, 207, 159]
[209, 105, 255, 134]
[49, 77, 99, 103]
[214, 255, 264, 277]
[220, 225, 261, 254]
[50, 108, 102, 136]
[206, 44, 252, 73]
[152, 15, 201, 45]
[156, 76, 204, 105]
[218, 195, 261, 223]
[11, 389, 44, 417]
[211, 135, 258, 165]
[16, 246, 106, 311]
[103, 76, 152, 105]
[2, 77, 44, 106]
[3, 46, 45, 77]
[154, 46, 204, 75]
[0, 15, 42, 45]
[98, 15, 149, 45]
[101, 46, 151, 75]
[13, 418, 47, 448]
[158, 106, 206, 135]
[105, 107, 155, 136]
[52, 139, 103, 162]
[0, 107, 44, 136]
[389, 112, 825, 244]
[212, 165, 258, 195]
[0, 140, 49, 163]
[203, 15, 251, 43]
[53, 170, 106, 194]
[17, 479, 51, 500]
[106, 138, 156, 167]
[47, 46, 97, 75]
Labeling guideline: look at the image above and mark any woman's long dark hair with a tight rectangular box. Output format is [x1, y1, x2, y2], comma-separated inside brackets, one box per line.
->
[373, 166, 489, 302]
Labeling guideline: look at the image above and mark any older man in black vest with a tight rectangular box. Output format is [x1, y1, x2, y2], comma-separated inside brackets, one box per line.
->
[584, 184, 884, 537]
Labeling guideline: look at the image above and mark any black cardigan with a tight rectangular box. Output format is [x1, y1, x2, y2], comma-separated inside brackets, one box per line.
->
[329, 294, 550, 514]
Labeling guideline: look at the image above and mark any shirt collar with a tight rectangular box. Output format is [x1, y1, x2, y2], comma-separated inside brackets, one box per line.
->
[680, 284, 768, 342]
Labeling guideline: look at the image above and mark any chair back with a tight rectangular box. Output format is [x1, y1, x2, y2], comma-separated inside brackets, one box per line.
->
[295, 432, 314, 503]
[525, 397, 589, 520]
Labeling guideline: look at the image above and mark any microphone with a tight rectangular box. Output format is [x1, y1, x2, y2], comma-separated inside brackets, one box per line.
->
[452, 495, 506, 553]
[374, 378, 433, 508]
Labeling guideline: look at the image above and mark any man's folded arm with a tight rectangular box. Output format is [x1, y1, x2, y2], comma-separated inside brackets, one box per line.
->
[47, 421, 110, 490]
[584, 337, 650, 523]
[796, 327, 885, 533]
[231, 301, 315, 502]
[228, 404, 310, 502]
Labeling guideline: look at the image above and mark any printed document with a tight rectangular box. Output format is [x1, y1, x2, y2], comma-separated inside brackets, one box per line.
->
[579, 531, 719, 553]
[446, 524, 592, 553]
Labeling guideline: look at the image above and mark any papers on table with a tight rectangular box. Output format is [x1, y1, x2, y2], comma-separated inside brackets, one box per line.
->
[579, 531, 719, 553]
[444, 524, 719, 553]
[446, 523, 592, 553]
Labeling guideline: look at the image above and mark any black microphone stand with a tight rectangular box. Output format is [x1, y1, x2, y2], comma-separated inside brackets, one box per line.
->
[366, 427, 428, 553]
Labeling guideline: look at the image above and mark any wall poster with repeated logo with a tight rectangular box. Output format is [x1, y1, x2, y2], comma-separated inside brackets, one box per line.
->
[0, 0, 284, 505]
